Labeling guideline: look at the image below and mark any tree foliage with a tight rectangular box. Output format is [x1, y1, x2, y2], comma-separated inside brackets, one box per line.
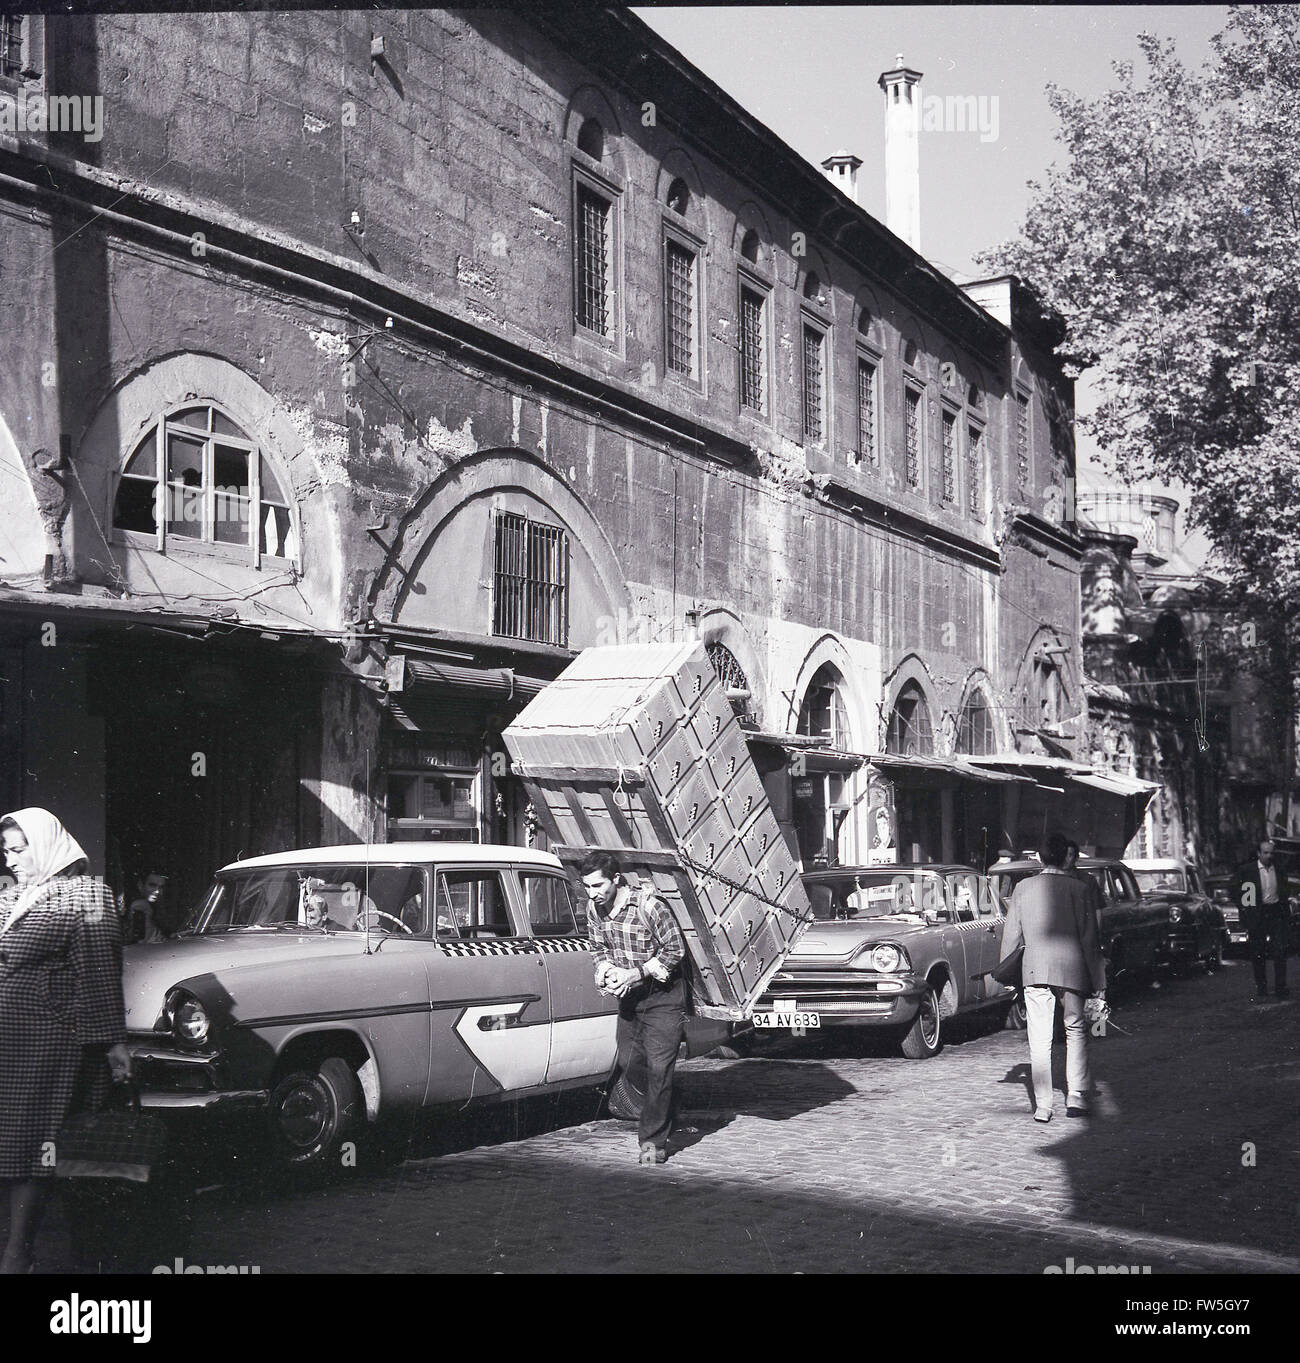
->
[980, 6, 1300, 625]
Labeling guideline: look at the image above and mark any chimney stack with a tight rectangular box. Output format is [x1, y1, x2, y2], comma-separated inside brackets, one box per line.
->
[878, 54, 923, 251]
[821, 150, 863, 205]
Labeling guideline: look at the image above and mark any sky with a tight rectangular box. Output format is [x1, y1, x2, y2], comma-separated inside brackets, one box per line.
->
[634, 5, 1234, 534]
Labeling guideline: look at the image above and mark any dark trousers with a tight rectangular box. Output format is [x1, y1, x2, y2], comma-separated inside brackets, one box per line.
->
[1248, 906, 1289, 991]
[615, 974, 686, 1150]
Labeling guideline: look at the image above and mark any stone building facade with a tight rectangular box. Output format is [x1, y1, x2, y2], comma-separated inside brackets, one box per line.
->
[0, 8, 1094, 907]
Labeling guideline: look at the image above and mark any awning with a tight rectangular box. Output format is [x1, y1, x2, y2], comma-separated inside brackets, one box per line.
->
[744, 731, 865, 773]
[864, 753, 1035, 784]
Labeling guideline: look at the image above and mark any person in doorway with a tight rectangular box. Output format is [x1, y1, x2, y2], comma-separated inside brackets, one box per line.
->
[580, 850, 686, 1166]
[0, 808, 131, 1273]
[1234, 839, 1290, 1001]
[124, 871, 169, 944]
[998, 831, 1107, 1123]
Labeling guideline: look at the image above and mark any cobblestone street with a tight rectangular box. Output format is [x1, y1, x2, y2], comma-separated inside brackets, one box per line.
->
[26, 957, 1298, 1277]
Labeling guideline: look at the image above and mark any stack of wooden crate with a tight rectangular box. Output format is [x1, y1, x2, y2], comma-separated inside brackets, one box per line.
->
[503, 642, 810, 1019]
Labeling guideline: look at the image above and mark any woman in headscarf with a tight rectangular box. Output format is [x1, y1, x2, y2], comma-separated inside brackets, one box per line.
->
[0, 809, 131, 1273]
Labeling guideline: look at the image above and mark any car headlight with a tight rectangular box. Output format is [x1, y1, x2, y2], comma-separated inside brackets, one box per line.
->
[164, 987, 210, 1047]
[860, 943, 906, 972]
[1168, 905, 1185, 923]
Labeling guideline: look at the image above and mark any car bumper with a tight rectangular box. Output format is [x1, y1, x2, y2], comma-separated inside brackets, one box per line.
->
[127, 1041, 269, 1113]
[1160, 931, 1202, 960]
[754, 972, 922, 1026]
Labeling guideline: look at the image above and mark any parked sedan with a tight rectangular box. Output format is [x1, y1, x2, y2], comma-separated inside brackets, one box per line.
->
[121, 844, 626, 1174]
[1127, 857, 1227, 971]
[749, 865, 1019, 1058]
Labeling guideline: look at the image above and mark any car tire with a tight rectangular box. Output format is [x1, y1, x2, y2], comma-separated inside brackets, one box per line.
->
[900, 983, 943, 1059]
[605, 1070, 646, 1122]
[1001, 992, 1028, 1030]
[1203, 937, 1224, 973]
[268, 1055, 364, 1175]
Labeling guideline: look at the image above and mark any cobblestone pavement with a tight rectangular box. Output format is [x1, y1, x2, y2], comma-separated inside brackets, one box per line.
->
[23, 957, 1300, 1274]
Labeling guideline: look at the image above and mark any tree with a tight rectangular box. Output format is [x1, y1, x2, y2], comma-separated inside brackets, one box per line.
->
[980, 4, 1300, 779]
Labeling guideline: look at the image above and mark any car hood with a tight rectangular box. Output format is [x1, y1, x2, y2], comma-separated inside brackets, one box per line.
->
[787, 916, 934, 963]
[121, 931, 373, 1032]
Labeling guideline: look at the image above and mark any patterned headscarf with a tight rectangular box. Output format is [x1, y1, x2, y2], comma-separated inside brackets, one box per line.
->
[1, 807, 89, 930]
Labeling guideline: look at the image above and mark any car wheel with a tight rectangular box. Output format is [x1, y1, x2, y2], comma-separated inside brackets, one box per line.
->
[1001, 992, 1028, 1030]
[900, 983, 943, 1059]
[605, 1070, 646, 1122]
[268, 1056, 364, 1175]
[1203, 937, 1224, 973]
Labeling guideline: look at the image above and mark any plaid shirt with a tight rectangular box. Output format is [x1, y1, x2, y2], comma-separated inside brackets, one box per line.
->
[587, 882, 684, 975]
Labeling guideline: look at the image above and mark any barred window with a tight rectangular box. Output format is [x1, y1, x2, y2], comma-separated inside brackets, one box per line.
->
[905, 387, 922, 487]
[956, 693, 995, 755]
[856, 357, 877, 465]
[576, 184, 611, 336]
[1, 16, 22, 78]
[493, 511, 569, 647]
[967, 424, 983, 515]
[665, 239, 697, 377]
[739, 286, 765, 412]
[802, 325, 825, 444]
[1016, 392, 1030, 485]
[941, 409, 956, 501]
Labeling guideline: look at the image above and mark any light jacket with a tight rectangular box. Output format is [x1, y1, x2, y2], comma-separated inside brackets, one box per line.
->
[999, 867, 1106, 994]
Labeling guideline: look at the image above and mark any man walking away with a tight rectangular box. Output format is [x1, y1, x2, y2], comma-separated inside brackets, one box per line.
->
[580, 850, 687, 1165]
[1235, 840, 1290, 1001]
[999, 832, 1107, 1122]
[1064, 839, 1105, 936]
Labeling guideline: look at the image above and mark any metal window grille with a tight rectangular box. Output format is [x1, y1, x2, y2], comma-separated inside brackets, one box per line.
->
[905, 388, 921, 486]
[802, 326, 824, 444]
[941, 409, 956, 501]
[856, 358, 876, 464]
[665, 240, 695, 375]
[1, 16, 22, 77]
[493, 511, 569, 646]
[739, 287, 765, 411]
[1016, 392, 1030, 485]
[576, 185, 610, 336]
[967, 425, 983, 515]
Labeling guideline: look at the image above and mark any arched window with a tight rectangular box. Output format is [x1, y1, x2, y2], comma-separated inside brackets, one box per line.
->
[802, 270, 821, 301]
[739, 228, 760, 263]
[112, 403, 296, 562]
[665, 176, 690, 216]
[956, 692, 996, 756]
[577, 117, 604, 160]
[707, 642, 759, 728]
[886, 681, 933, 755]
[797, 664, 851, 748]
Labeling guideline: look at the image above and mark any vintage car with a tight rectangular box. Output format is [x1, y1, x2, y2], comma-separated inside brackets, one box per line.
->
[990, 856, 1224, 978]
[749, 864, 1020, 1058]
[121, 843, 634, 1173]
[1126, 857, 1228, 970]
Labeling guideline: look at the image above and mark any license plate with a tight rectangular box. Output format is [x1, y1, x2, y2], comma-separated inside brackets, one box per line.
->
[752, 1011, 820, 1029]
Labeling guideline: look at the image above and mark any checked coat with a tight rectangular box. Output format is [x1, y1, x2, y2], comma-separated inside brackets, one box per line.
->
[0, 876, 127, 1179]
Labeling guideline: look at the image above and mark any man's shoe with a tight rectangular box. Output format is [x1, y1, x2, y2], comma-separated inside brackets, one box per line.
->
[638, 1142, 666, 1165]
[1033, 1107, 1052, 1123]
[1066, 1098, 1091, 1118]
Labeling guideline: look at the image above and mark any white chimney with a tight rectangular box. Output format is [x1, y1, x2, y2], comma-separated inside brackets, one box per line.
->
[878, 55, 923, 250]
[821, 149, 863, 205]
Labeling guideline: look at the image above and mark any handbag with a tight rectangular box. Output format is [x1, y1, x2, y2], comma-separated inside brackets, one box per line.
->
[989, 945, 1024, 990]
[56, 1081, 168, 1184]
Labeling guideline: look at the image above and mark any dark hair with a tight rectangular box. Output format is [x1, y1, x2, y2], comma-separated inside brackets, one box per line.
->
[0, 817, 19, 835]
[578, 849, 620, 880]
[1041, 832, 1070, 868]
[1065, 838, 1080, 857]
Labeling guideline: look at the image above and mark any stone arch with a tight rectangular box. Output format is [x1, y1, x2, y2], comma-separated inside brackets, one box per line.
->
[955, 670, 1004, 755]
[697, 606, 766, 723]
[371, 449, 630, 649]
[0, 408, 49, 585]
[853, 284, 884, 351]
[564, 85, 626, 178]
[1014, 625, 1075, 729]
[655, 147, 708, 227]
[732, 200, 775, 272]
[798, 245, 834, 313]
[786, 633, 868, 750]
[74, 352, 338, 617]
[898, 322, 933, 381]
[882, 653, 938, 754]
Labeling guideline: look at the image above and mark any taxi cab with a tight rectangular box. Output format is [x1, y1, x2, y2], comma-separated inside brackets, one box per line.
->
[121, 844, 620, 1173]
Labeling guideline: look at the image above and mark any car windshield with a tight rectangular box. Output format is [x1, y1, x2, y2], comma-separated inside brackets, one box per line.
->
[185, 865, 428, 935]
[805, 872, 950, 921]
[1134, 869, 1186, 894]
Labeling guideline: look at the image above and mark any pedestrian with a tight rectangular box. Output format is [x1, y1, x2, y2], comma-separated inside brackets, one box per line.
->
[1234, 839, 1290, 1001]
[580, 849, 686, 1166]
[124, 870, 169, 944]
[998, 831, 1107, 1122]
[0, 808, 132, 1273]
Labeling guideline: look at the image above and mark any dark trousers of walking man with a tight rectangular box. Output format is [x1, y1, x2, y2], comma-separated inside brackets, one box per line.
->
[615, 974, 686, 1152]
[1248, 905, 1289, 996]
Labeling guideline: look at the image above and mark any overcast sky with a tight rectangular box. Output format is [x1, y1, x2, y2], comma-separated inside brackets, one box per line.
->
[635, 5, 1232, 525]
